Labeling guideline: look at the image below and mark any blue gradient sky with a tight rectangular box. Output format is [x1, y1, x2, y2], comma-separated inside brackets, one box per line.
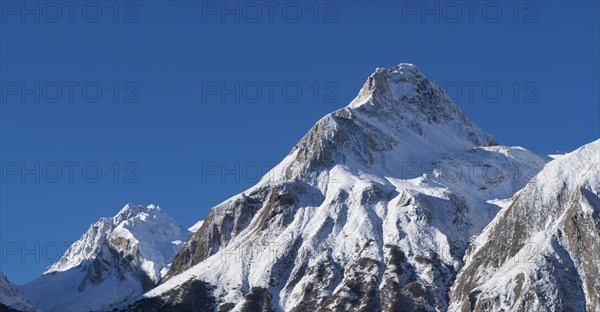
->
[1, 1, 598, 284]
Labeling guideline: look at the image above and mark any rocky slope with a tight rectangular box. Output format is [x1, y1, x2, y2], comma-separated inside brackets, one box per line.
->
[125, 64, 548, 311]
[449, 140, 600, 312]
[18, 204, 191, 312]
[0, 273, 36, 311]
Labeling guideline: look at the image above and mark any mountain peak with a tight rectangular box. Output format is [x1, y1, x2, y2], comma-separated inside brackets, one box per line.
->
[264, 63, 499, 186]
[375, 63, 422, 80]
[23, 203, 192, 311]
[117, 203, 160, 215]
[44, 203, 188, 278]
[350, 63, 425, 107]
[114, 203, 162, 224]
[343, 63, 497, 148]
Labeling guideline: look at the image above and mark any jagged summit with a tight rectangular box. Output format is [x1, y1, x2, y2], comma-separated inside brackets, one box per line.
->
[348, 64, 494, 146]
[113, 203, 162, 225]
[116, 203, 161, 216]
[350, 63, 424, 106]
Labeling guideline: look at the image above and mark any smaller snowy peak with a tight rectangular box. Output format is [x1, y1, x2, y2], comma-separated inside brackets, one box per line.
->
[45, 203, 190, 283]
[0, 272, 36, 311]
[22, 204, 191, 312]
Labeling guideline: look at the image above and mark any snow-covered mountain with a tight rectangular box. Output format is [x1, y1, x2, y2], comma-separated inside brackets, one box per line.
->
[8, 63, 596, 312]
[0, 272, 36, 311]
[449, 139, 600, 311]
[121, 64, 549, 311]
[18, 204, 191, 312]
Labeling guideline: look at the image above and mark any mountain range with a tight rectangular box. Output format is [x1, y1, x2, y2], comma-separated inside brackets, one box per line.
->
[1, 64, 597, 312]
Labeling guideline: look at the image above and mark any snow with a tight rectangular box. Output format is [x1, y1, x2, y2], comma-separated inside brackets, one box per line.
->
[138, 63, 549, 311]
[188, 220, 204, 233]
[10, 63, 594, 311]
[20, 204, 191, 312]
[449, 139, 600, 311]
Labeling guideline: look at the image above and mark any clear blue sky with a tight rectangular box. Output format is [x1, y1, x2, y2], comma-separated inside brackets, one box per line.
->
[1, 1, 598, 284]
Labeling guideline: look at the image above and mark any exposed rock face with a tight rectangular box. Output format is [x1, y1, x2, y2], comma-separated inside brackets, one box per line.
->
[168, 181, 323, 279]
[136, 64, 547, 311]
[449, 140, 600, 312]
